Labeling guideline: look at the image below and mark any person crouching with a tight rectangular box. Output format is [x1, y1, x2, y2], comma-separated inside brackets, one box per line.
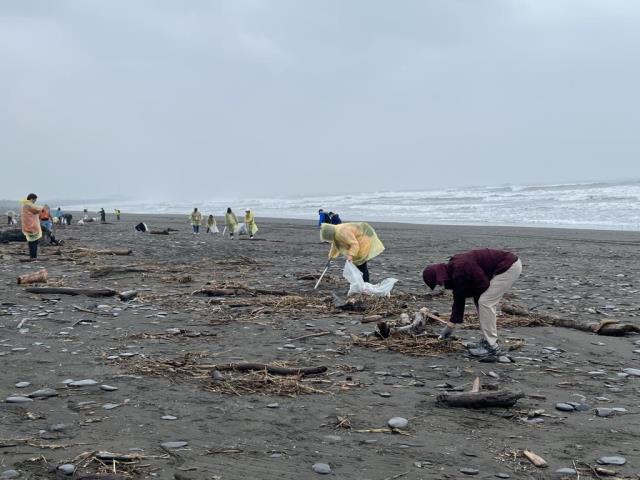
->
[422, 248, 522, 362]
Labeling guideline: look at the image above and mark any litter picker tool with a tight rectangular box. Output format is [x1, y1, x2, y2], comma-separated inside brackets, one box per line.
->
[314, 260, 332, 290]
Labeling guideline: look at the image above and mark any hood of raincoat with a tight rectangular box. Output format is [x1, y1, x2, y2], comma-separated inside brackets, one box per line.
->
[422, 263, 449, 290]
[320, 223, 336, 243]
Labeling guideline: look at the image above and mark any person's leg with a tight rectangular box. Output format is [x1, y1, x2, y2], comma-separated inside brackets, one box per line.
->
[356, 262, 370, 283]
[477, 259, 522, 347]
[28, 240, 38, 259]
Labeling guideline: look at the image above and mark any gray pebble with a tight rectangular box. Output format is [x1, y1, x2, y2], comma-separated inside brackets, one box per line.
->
[267, 403, 279, 408]
[596, 408, 614, 417]
[68, 379, 98, 387]
[622, 368, 640, 376]
[378, 392, 391, 398]
[283, 344, 296, 349]
[388, 417, 409, 429]
[162, 415, 177, 420]
[15, 382, 30, 388]
[460, 468, 479, 475]
[498, 356, 513, 363]
[100, 385, 118, 391]
[597, 456, 626, 465]
[270, 453, 283, 458]
[555, 468, 577, 474]
[50, 423, 67, 432]
[28, 388, 58, 399]
[573, 403, 590, 412]
[312, 463, 331, 474]
[5, 396, 33, 403]
[102, 403, 120, 410]
[0, 470, 20, 479]
[324, 435, 342, 442]
[555, 403, 575, 412]
[161, 441, 188, 449]
[57, 464, 75, 475]
[495, 474, 510, 479]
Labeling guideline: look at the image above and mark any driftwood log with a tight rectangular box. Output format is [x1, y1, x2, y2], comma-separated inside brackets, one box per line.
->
[0, 228, 25, 243]
[73, 248, 132, 256]
[17, 269, 48, 285]
[90, 265, 150, 278]
[502, 303, 640, 336]
[437, 389, 524, 408]
[149, 229, 170, 235]
[212, 363, 327, 376]
[193, 286, 290, 297]
[24, 287, 117, 297]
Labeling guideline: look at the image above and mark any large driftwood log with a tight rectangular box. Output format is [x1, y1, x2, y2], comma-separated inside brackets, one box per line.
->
[17, 269, 48, 285]
[193, 286, 290, 297]
[212, 363, 327, 376]
[502, 303, 640, 336]
[24, 287, 117, 297]
[0, 228, 25, 243]
[437, 389, 524, 408]
[90, 265, 150, 278]
[73, 248, 132, 256]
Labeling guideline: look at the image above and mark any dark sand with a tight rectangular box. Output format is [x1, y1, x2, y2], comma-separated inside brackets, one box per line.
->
[1, 215, 640, 479]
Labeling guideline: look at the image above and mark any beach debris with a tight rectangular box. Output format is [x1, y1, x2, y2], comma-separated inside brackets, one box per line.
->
[622, 368, 640, 376]
[162, 415, 177, 420]
[100, 384, 118, 391]
[161, 441, 188, 449]
[597, 456, 626, 466]
[68, 379, 99, 387]
[71, 247, 132, 256]
[352, 333, 464, 357]
[5, 395, 33, 403]
[459, 468, 479, 475]
[57, 464, 75, 475]
[555, 467, 577, 475]
[28, 387, 58, 399]
[312, 463, 332, 474]
[15, 381, 30, 388]
[211, 363, 328, 376]
[24, 287, 118, 297]
[0, 469, 20, 479]
[522, 450, 548, 468]
[388, 417, 409, 429]
[437, 377, 524, 408]
[17, 269, 48, 285]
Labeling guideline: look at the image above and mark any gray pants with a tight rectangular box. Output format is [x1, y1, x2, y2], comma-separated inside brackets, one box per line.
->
[477, 259, 522, 346]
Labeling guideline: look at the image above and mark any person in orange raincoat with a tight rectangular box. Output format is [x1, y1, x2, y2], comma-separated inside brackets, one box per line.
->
[320, 222, 384, 283]
[21, 193, 43, 259]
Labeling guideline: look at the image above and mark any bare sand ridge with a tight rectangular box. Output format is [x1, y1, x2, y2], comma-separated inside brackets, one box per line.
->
[1, 215, 640, 479]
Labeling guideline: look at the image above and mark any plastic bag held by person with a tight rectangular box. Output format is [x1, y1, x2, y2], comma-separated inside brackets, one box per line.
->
[343, 261, 398, 297]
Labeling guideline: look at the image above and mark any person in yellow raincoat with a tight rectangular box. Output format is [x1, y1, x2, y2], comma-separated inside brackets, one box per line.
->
[189, 208, 202, 234]
[225, 208, 239, 238]
[320, 222, 384, 283]
[206, 214, 219, 234]
[21, 193, 43, 260]
[244, 209, 258, 239]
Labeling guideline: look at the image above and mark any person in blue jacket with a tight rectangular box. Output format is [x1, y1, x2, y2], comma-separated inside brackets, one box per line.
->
[330, 212, 342, 224]
[318, 209, 329, 228]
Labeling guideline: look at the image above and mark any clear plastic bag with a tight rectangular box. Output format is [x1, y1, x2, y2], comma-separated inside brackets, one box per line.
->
[343, 261, 398, 297]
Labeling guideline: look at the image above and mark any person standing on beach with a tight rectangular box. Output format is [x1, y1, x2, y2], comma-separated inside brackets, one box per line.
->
[114, 209, 121, 221]
[99, 208, 106, 223]
[190, 208, 202, 234]
[320, 222, 385, 283]
[422, 249, 522, 362]
[6, 210, 16, 225]
[20, 194, 43, 260]
[225, 208, 238, 238]
[206, 214, 219, 234]
[244, 209, 258, 239]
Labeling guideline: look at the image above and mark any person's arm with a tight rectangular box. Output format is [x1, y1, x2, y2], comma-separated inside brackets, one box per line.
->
[449, 286, 467, 324]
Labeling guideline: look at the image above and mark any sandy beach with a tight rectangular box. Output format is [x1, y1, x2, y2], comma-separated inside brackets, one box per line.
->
[1, 214, 640, 480]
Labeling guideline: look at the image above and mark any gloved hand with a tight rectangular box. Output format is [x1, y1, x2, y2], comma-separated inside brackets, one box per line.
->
[438, 323, 456, 340]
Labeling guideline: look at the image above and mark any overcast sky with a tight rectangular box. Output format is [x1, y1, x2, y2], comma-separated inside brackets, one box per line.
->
[1, 0, 639, 201]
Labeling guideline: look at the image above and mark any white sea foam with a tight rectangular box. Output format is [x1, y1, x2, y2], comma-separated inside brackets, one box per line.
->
[64, 180, 640, 231]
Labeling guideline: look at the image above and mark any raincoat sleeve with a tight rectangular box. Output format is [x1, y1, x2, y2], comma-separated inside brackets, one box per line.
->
[450, 287, 467, 324]
[328, 243, 340, 259]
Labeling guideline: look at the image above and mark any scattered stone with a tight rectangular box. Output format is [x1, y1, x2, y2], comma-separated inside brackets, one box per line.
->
[57, 464, 75, 475]
[597, 456, 626, 466]
[498, 356, 513, 363]
[161, 441, 188, 449]
[283, 344, 296, 349]
[312, 463, 331, 474]
[622, 368, 640, 377]
[388, 417, 408, 429]
[5, 396, 33, 403]
[270, 453, 283, 458]
[0, 470, 20, 479]
[266, 403, 279, 408]
[162, 415, 177, 420]
[555, 403, 575, 412]
[68, 379, 98, 387]
[495, 474, 510, 479]
[596, 408, 614, 417]
[555, 467, 577, 475]
[28, 388, 58, 399]
[100, 385, 118, 391]
[459, 468, 479, 475]
[324, 435, 342, 442]
[15, 382, 30, 388]
[378, 392, 391, 398]
[102, 403, 120, 410]
[50, 423, 67, 432]
[211, 370, 224, 381]
[573, 403, 590, 412]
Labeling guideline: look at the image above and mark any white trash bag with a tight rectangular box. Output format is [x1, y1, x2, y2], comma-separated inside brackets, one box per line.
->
[343, 261, 398, 297]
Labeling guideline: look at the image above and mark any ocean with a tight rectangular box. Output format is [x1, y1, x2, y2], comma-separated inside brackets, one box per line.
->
[64, 180, 640, 231]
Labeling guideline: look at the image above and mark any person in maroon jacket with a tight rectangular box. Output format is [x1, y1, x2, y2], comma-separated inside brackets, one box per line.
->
[422, 249, 522, 361]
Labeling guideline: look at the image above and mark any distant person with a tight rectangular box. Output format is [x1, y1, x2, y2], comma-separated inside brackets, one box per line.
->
[53, 207, 62, 223]
[62, 213, 72, 225]
[99, 208, 106, 223]
[330, 212, 342, 225]
[114, 209, 121, 221]
[206, 215, 219, 234]
[83, 208, 89, 220]
[190, 208, 202, 234]
[20, 193, 43, 260]
[225, 208, 239, 238]
[320, 222, 385, 283]
[422, 249, 522, 363]
[318, 209, 330, 228]
[39, 205, 54, 243]
[6, 210, 16, 225]
[244, 209, 258, 239]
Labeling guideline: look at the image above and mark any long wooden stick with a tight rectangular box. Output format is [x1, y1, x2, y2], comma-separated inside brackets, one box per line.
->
[213, 363, 327, 376]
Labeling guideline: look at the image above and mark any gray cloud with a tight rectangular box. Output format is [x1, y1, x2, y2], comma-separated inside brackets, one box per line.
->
[1, 0, 639, 202]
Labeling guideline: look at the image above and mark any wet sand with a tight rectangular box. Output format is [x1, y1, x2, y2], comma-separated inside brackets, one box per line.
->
[1, 215, 640, 479]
